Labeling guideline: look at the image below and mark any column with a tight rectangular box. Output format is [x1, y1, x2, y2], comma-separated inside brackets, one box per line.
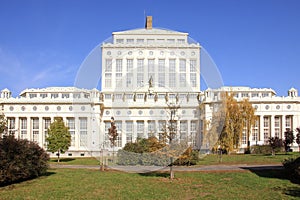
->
[270, 115, 275, 138]
[259, 115, 264, 144]
[281, 115, 286, 139]
[27, 117, 31, 141]
[39, 117, 43, 148]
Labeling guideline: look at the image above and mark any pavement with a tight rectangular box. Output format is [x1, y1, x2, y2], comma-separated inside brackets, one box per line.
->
[50, 163, 283, 173]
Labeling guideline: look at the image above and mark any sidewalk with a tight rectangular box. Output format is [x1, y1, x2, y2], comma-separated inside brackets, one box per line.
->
[50, 163, 283, 173]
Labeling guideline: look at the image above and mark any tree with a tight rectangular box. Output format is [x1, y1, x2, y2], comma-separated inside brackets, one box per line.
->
[108, 117, 118, 162]
[0, 114, 7, 137]
[46, 118, 71, 162]
[268, 137, 283, 156]
[218, 92, 256, 153]
[295, 128, 300, 153]
[284, 129, 295, 153]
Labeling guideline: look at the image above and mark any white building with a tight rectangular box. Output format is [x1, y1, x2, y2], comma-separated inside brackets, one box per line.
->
[0, 17, 299, 156]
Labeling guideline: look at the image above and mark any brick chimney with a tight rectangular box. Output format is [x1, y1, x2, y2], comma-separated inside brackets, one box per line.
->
[145, 16, 152, 30]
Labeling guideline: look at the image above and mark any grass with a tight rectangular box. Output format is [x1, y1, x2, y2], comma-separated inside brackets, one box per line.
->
[0, 168, 299, 200]
[49, 152, 299, 166]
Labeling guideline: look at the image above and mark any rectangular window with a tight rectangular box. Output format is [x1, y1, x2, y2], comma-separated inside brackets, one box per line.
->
[180, 73, 186, 87]
[158, 121, 166, 142]
[190, 60, 196, 72]
[29, 94, 37, 98]
[180, 121, 187, 140]
[147, 39, 154, 44]
[105, 73, 112, 88]
[116, 39, 124, 44]
[148, 59, 155, 86]
[179, 59, 186, 72]
[126, 39, 134, 44]
[158, 59, 165, 87]
[126, 121, 133, 143]
[40, 94, 48, 98]
[116, 59, 122, 72]
[190, 73, 197, 87]
[8, 117, 15, 135]
[252, 118, 259, 141]
[105, 59, 112, 72]
[79, 118, 88, 147]
[43, 118, 51, 145]
[286, 116, 292, 129]
[51, 93, 58, 98]
[167, 39, 175, 43]
[178, 39, 185, 43]
[252, 93, 259, 98]
[20, 118, 27, 139]
[62, 93, 70, 98]
[137, 121, 144, 139]
[115, 121, 122, 147]
[137, 39, 144, 43]
[148, 120, 155, 138]
[137, 59, 144, 87]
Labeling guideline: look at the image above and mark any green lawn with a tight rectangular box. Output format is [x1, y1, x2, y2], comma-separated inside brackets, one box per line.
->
[0, 168, 299, 200]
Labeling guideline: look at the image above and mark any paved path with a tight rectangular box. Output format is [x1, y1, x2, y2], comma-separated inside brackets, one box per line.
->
[50, 163, 283, 173]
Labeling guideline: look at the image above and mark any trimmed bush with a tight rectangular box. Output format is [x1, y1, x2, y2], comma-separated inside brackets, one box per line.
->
[282, 156, 300, 184]
[251, 145, 283, 155]
[0, 134, 49, 186]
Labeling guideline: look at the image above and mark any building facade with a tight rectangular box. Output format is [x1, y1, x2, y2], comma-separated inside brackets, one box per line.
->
[0, 17, 299, 156]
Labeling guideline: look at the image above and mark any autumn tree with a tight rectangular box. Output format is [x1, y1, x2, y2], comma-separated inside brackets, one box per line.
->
[46, 118, 71, 162]
[218, 92, 256, 153]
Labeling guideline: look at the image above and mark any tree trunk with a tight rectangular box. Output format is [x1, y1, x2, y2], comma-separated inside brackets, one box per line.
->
[57, 150, 60, 163]
[170, 157, 174, 179]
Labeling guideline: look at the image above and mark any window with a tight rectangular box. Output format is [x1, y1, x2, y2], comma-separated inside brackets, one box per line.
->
[137, 59, 144, 87]
[190, 60, 196, 72]
[40, 94, 47, 98]
[114, 121, 122, 147]
[29, 93, 37, 98]
[20, 118, 27, 139]
[126, 121, 133, 143]
[126, 39, 134, 44]
[32, 118, 39, 143]
[242, 93, 249, 98]
[137, 39, 144, 43]
[178, 39, 185, 43]
[252, 118, 259, 142]
[263, 116, 270, 144]
[73, 93, 80, 98]
[262, 93, 269, 97]
[137, 121, 144, 139]
[105, 73, 112, 88]
[167, 39, 175, 43]
[180, 121, 187, 140]
[79, 118, 88, 147]
[179, 60, 186, 72]
[105, 59, 112, 72]
[252, 93, 259, 98]
[190, 73, 197, 87]
[7, 117, 15, 134]
[158, 121, 166, 142]
[116, 59, 122, 72]
[157, 39, 164, 43]
[158, 59, 165, 87]
[62, 93, 69, 98]
[116, 39, 124, 44]
[190, 121, 197, 145]
[147, 39, 154, 44]
[148, 59, 155, 86]
[51, 93, 58, 98]
[148, 120, 156, 137]
[180, 73, 186, 87]
[286, 116, 292, 129]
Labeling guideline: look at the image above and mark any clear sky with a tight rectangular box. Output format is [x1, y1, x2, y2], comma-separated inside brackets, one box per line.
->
[0, 0, 299, 97]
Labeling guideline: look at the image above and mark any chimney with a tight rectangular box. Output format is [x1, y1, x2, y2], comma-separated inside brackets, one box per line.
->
[145, 16, 152, 30]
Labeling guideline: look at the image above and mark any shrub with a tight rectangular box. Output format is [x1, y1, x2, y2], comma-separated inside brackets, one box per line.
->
[282, 156, 300, 184]
[0, 134, 49, 186]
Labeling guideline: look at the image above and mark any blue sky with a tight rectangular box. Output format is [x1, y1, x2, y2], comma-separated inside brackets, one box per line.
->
[0, 0, 299, 96]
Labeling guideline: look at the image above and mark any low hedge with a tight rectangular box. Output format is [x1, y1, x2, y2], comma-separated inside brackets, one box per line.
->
[0, 134, 49, 186]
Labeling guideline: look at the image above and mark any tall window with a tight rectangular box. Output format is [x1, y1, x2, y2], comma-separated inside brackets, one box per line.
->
[7, 117, 15, 135]
[67, 118, 75, 147]
[32, 118, 39, 143]
[285, 116, 292, 130]
[158, 59, 165, 87]
[148, 120, 155, 138]
[148, 59, 155, 86]
[169, 59, 176, 88]
[190, 60, 197, 87]
[180, 121, 187, 141]
[158, 121, 166, 142]
[115, 121, 122, 147]
[274, 116, 281, 138]
[20, 118, 27, 139]
[79, 118, 87, 147]
[179, 59, 186, 87]
[126, 121, 133, 143]
[190, 121, 197, 146]
[137, 59, 144, 87]
[137, 121, 144, 139]
[116, 59, 123, 87]
[252, 118, 259, 142]
[43, 118, 51, 146]
[126, 59, 133, 87]
[104, 121, 111, 143]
